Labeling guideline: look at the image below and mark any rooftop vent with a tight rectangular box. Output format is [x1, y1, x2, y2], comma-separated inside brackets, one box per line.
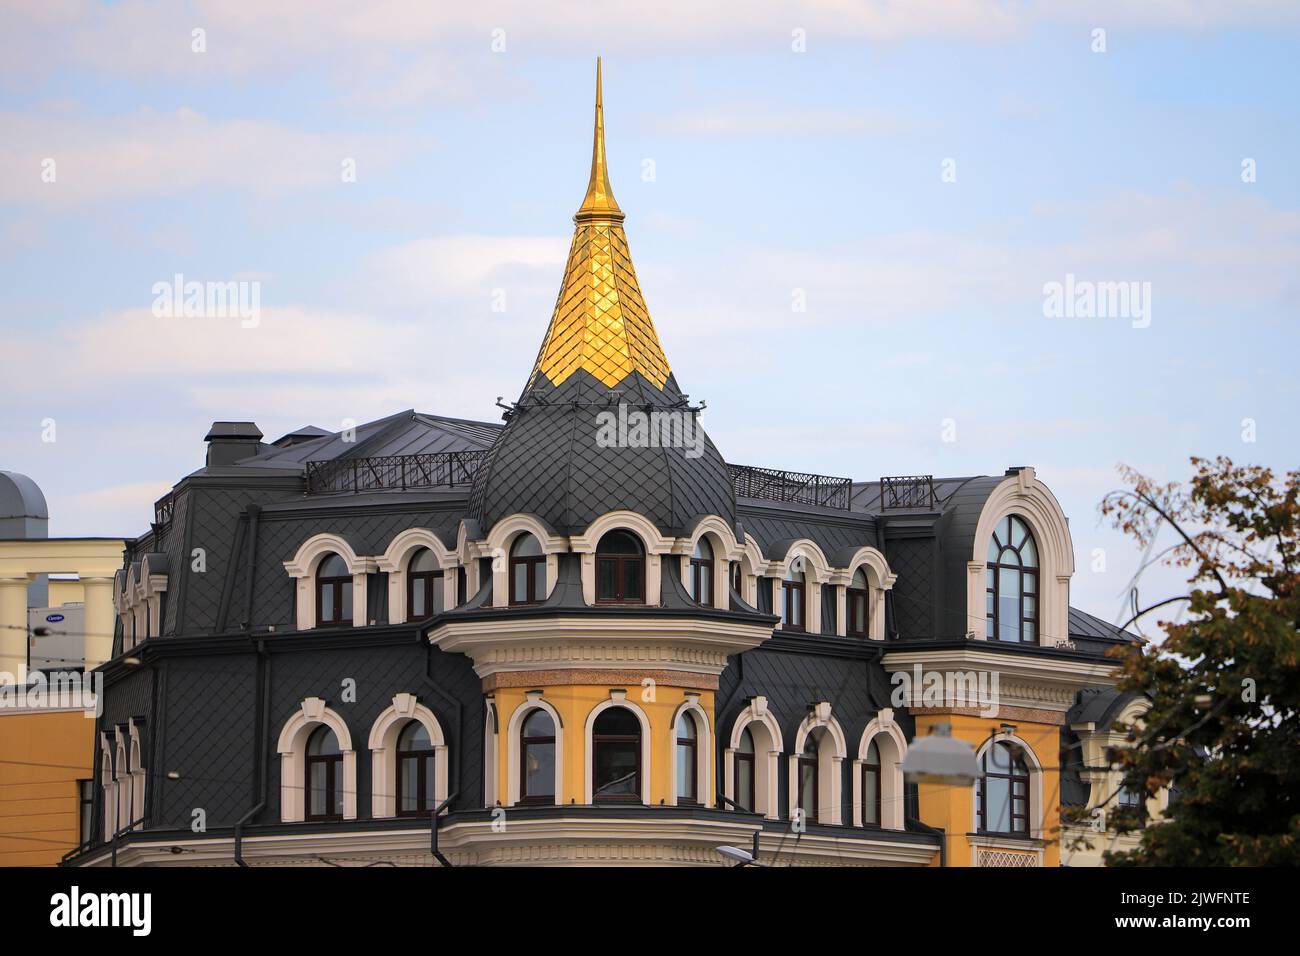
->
[205, 422, 264, 467]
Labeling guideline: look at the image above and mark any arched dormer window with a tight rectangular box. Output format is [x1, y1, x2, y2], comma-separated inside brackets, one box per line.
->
[675, 712, 700, 804]
[316, 553, 352, 628]
[396, 720, 436, 816]
[977, 741, 1030, 836]
[986, 515, 1038, 644]
[861, 737, 881, 827]
[407, 548, 443, 621]
[520, 709, 556, 804]
[305, 725, 344, 821]
[782, 562, 806, 631]
[688, 537, 714, 607]
[592, 707, 641, 802]
[846, 568, 869, 637]
[595, 530, 644, 605]
[797, 732, 821, 822]
[509, 534, 545, 606]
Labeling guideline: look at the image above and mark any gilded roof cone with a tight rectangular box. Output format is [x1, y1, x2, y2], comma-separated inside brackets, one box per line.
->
[528, 59, 671, 391]
[575, 57, 624, 223]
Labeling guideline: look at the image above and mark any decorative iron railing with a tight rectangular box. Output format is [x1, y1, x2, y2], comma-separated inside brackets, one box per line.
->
[879, 475, 937, 511]
[728, 463, 853, 510]
[153, 494, 174, 528]
[306, 451, 487, 495]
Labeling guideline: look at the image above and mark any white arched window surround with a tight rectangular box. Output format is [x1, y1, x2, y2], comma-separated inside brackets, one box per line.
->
[968, 468, 1074, 646]
[484, 698, 499, 807]
[505, 694, 564, 806]
[852, 709, 907, 829]
[764, 540, 831, 633]
[570, 511, 673, 607]
[127, 720, 146, 827]
[583, 693, 653, 805]
[376, 528, 459, 625]
[829, 546, 895, 639]
[283, 533, 376, 631]
[113, 729, 129, 831]
[668, 696, 713, 807]
[276, 697, 357, 822]
[971, 732, 1044, 840]
[99, 733, 116, 840]
[724, 696, 783, 820]
[788, 702, 848, 825]
[673, 516, 741, 610]
[477, 514, 568, 609]
[367, 693, 449, 818]
[735, 534, 765, 607]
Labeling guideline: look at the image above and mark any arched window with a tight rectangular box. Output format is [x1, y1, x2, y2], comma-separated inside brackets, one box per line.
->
[395, 720, 435, 816]
[847, 568, 869, 637]
[592, 708, 641, 802]
[797, 732, 820, 822]
[407, 548, 443, 621]
[688, 538, 713, 607]
[595, 530, 644, 605]
[735, 727, 755, 813]
[675, 712, 699, 804]
[316, 553, 352, 628]
[986, 515, 1038, 644]
[509, 534, 546, 606]
[305, 726, 343, 821]
[977, 741, 1030, 836]
[861, 737, 881, 827]
[520, 709, 556, 804]
[782, 563, 806, 631]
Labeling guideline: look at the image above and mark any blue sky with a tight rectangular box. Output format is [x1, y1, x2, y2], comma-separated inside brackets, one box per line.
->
[1, 2, 1297, 630]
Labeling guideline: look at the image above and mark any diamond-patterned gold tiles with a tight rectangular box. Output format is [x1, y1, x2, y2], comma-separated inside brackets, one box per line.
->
[527, 59, 671, 392]
[530, 222, 670, 390]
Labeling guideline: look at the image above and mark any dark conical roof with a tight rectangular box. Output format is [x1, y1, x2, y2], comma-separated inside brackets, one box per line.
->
[469, 61, 735, 536]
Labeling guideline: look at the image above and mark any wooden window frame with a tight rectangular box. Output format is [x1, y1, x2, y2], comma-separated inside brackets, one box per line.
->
[304, 728, 344, 822]
[976, 742, 1030, 836]
[519, 711, 556, 805]
[985, 516, 1039, 645]
[675, 714, 699, 805]
[595, 532, 646, 605]
[395, 721, 436, 817]
[592, 710, 642, 804]
[315, 556, 352, 629]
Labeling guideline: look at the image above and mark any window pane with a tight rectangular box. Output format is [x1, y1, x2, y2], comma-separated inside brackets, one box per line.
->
[399, 758, 417, 812]
[997, 569, 1019, 642]
[676, 743, 695, 800]
[699, 568, 711, 606]
[986, 776, 1011, 832]
[523, 709, 554, 737]
[622, 559, 643, 600]
[432, 576, 445, 614]
[863, 769, 879, 825]
[532, 562, 546, 601]
[339, 583, 353, 622]
[594, 741, 638, 798]
[524, 742, 554, 797]
[736, 757, 754, 812]
[799, 761, 817, 816]
[596, 559, 616, 599]
[1021, 537, 1038, 568]
[331, 765, 342, 815]
[411, 583, 425, 618]
[513, 562, 527, 602]
[321, 585, 335, 622]
[310, 762, 327, 815]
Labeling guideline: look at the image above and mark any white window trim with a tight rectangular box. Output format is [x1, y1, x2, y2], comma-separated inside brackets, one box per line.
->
[674, 516, 742, 610]
[570, 511, 673, 607]
[376, 528, 459, 625]
[764, 540, 831, 633]
[724, 696, 783, 820]
[583, 692, 652, 805]
[667, 696, 713, 807]
[366, 693, 449, 818]
[788, 702, 848, 825]
[505, 693, 564, 807]
[276, 697, 357, 822]
[484, 698, 499, 807]
[967, 468, 1074, 646]
[828, 546, 895, 639]
[477, 514, 568, 609]
[851, 708, 907, 829]
[128, 720, 146, 828]
[283, 533, 376, 630]
[972, 731, 1044, 840]
[99, 733, 116, 841]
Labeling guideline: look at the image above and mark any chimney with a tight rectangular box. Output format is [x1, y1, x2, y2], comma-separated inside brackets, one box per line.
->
[205, 422, 264, 467]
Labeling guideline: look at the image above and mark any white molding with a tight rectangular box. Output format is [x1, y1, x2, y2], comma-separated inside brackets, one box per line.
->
[505, 695, 563, 807]
[725, 697, 783, 820]
[972, 732, 1045, 840]
[375, 528, 458, 625]
[480, 514, 569, 608]
[852, 709, 907, 829]
[583, 695, 652, 805]
[366, 693, 448, 818]
[789, 703, 848, 825]
[275, 698, 357, 822]
[667, 697, 713, 807]
[570, 511, 673, 607]
[282, 533, 376, 630]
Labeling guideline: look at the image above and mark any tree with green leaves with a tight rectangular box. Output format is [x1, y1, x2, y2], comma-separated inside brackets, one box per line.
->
[1097, 456, 1299, 865]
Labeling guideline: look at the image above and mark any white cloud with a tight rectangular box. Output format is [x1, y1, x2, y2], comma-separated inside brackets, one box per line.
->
[0, 106, 415, 203]
[648, 108, 914, 138]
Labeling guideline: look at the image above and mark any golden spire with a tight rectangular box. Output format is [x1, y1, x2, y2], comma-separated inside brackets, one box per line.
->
[528, 59, 671, 391]
[575, 57, 624, 223]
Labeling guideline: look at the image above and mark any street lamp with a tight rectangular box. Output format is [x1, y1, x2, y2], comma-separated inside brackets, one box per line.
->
[715, 829, 765, 867]
[899, 722, 980, 787]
